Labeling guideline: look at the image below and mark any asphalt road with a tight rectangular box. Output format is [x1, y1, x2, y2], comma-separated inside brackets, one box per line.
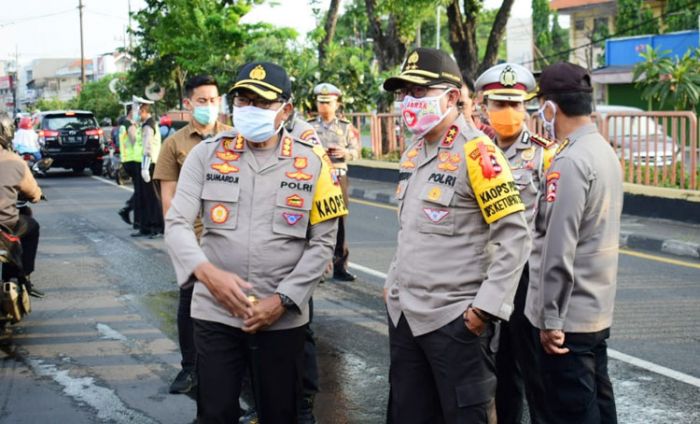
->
[1, 173, 699, 423]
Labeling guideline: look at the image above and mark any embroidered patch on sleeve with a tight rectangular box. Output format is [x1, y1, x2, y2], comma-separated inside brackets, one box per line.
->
[464, 136, 525, 224]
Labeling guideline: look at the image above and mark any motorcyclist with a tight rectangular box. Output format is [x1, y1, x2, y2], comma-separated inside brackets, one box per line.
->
[12, 117, 42, 161]
[0, 112, 44, 298]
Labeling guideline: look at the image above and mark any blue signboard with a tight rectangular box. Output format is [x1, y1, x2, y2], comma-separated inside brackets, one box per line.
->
[606, 30, 699, 67]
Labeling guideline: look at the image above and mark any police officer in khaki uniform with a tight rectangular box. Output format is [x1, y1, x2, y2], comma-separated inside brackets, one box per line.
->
[154, 74, 231, 395]
[525, 62, 623, 424]
[475, 63, 556, 424]
[383, 47, 531, 423]
[164, 62, 347, 423]
[308, 83, 360, 281]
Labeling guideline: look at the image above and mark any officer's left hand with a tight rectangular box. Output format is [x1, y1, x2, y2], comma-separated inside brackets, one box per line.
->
[464, 307, 486, 336]
[242, 295, 285, 334]
[141, 168, 151, 183]
[540, 329, 570, 355]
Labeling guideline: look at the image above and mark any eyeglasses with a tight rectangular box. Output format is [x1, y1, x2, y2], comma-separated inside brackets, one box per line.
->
[232, 95, 282, 110]
[394, 85, 450, 100]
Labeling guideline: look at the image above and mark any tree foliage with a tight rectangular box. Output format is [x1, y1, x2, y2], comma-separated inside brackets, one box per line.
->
[616, 0, 658, 36]
[633, 46, 700, 111]
[73, 75, 124, 122]
[664, 0, 700, 32]
[531, 0, 569, 70]
[128, 0, 296, 109]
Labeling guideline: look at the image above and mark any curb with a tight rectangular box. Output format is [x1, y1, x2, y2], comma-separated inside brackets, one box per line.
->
[350, 187, 700, 261]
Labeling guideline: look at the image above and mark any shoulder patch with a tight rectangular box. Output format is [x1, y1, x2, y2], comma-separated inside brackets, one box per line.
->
[205, 129, 238, 144]
[529, 133, 555, 148]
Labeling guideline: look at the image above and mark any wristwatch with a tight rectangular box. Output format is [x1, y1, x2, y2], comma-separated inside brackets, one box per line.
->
[277, 293, 296, 310]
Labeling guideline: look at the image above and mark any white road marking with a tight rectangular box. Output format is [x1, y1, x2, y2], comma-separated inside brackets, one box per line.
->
[348, 263, 700, 389]
[91, 176, 134, 192]
[27, 358, 157, 423]
[96, 323, 127, 341]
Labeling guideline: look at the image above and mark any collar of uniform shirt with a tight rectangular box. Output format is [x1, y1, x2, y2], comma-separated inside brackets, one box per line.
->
[188, 121, 220, 140]
[318, 116, 338, 128]
[566, 122, 598, 145]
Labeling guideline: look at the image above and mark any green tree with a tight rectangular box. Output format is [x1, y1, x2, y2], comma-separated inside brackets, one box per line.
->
[633, 46, 700, 111]
[532, 0, 552, 69]
[32, 97, 72, 112]
[73, 75, 124, 122]
[446, 0, 515, 77]
[665, 0, 700, 32]
[616, 0, 658, 36]
[128, 0, 295, 109]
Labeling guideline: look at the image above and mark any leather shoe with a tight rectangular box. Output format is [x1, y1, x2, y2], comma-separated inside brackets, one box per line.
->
[118, 208, 132, 225]
[333, 269, 356, 282]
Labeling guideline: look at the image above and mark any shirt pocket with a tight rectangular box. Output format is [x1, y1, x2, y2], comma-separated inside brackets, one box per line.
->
[201, 184, 240, 230]
[272, 190, 313, 239]
[418, 184, 456, 236]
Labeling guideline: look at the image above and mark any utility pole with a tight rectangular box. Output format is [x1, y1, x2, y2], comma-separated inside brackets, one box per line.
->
[436, 6, 442, 49]
[79, 0, 86, 85]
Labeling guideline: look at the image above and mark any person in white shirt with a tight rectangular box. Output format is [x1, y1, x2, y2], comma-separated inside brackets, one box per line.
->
[12, 117, 42, 160]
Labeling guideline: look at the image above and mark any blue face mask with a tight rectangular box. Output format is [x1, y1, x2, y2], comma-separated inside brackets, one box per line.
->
[193, 105, 219, 126]
[233, 104, 285, 143]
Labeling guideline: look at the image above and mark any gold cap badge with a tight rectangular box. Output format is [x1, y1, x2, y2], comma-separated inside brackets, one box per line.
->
[499, 65, 517, 87]
[405, 51, 419, 70]
[250, 65, 266, 81]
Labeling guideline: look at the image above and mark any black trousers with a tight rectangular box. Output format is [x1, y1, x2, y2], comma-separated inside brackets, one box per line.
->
[2, 214, 40, 282]
[538, 327, 617, 424]
[138, 164, 163, 234]
[303, 297, 319, 396]
[496, 269, 549, 424]
[333, 174, 349, 273]
[122, 161, 141, 230]
[388, 314, 497, 424]
[177, 287, 195, 370]
[194, 319, 305, 424]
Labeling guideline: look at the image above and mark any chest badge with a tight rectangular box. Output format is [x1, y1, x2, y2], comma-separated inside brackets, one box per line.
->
[437, 151, 461, 172]
[216, 150, 240, 162]
[211, 162, 240, 174]
[521, 147, 535, 161]
[286, 194, 305, 209]
[423, 208, 449, 223]
[210, 204, 229, 224]
[286, 156, 313, 181]
[427, 186, 442, 202]
[282, 211, 304, 225]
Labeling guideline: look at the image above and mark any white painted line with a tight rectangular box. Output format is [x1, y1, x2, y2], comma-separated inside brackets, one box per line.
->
[91, 176, 134, 192]
[96, 323, 127, 341]
[608, 349, 700, 388]
[349, 262, 389, 280]
[27, 358, 157, 423]
[349, 262, 700, 388]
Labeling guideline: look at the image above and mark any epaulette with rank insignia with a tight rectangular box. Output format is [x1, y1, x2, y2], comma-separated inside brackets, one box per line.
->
[529, 133, 555, 149]
[338, 118, 351, 124]
[294, 136, 315, 148]
[204, 130, 238, 144]
[306, 117, 317, 123]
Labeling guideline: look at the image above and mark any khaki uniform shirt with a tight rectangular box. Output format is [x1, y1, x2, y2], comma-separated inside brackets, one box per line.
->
[287, 117, 320, 145]
[0, 148, 42, 228]
[385, 116, 532, 337]
[525, 123, 623, 333]
[500, 127, 557, 226]
[154, 121, 232, 239]
[308, 117, 360, 170]
[164, 130, 347, 331]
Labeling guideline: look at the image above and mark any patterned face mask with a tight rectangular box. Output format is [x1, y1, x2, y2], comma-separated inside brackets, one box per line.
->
[400, 90, 454, 138]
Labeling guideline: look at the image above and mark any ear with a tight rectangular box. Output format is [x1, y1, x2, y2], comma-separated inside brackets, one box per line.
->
[281, 102, 294, 120]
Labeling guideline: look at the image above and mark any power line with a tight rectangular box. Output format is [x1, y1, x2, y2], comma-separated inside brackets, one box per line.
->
[521, 0, 698, 66]
[0, 9, 75, 28]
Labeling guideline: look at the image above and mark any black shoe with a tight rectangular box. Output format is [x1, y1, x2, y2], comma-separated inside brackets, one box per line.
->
[169, 368, 196, 394]
[333, 269, 356, 282]
[118, 208, 132, 225]
[28, 286, 45, 298]
[239, 409, 259, 424]
[148, 232, 163, 239]
[298, 394, 316, 424]
[130, 231, 150, 237]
